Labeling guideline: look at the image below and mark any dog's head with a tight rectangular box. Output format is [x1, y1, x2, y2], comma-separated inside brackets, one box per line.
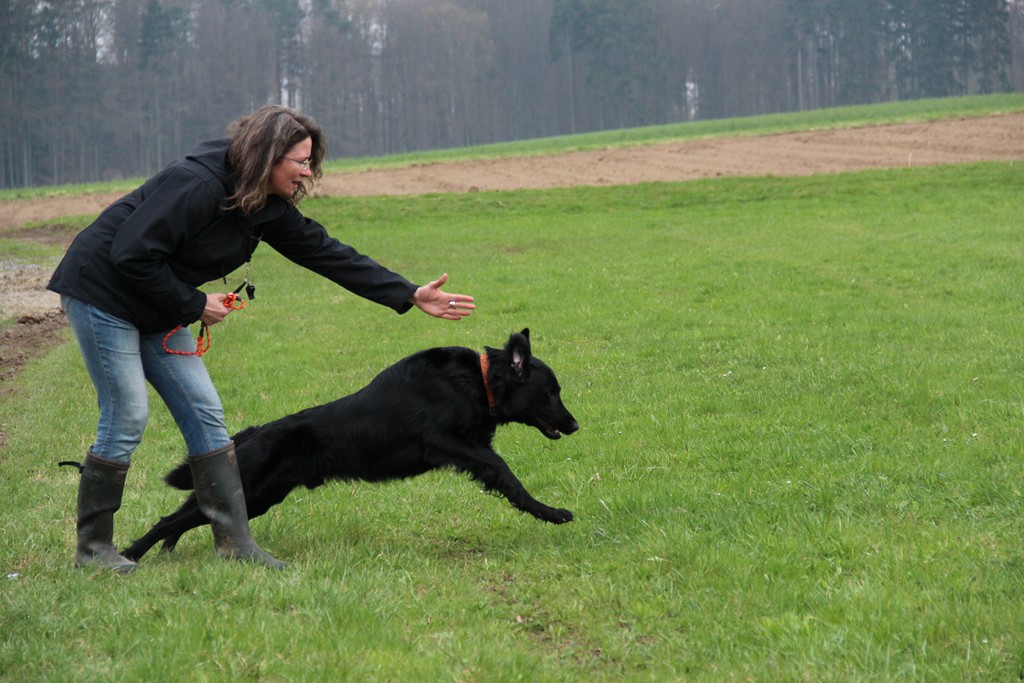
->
[486, 329, 579, 440]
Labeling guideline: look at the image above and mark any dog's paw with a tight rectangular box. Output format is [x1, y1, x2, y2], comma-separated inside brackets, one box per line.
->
[540, 507, 574, 524]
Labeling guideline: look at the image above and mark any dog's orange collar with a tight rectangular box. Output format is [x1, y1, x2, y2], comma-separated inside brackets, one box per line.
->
[480, 353, 497, 415]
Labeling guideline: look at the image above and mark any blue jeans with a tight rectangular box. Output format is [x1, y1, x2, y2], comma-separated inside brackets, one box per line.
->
[62, 296, 231, 464]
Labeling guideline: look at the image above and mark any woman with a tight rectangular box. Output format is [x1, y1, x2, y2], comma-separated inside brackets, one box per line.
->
[48, 105, 474, 571]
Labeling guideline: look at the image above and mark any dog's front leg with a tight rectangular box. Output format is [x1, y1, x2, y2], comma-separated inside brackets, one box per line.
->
[430, 443, 573, 524]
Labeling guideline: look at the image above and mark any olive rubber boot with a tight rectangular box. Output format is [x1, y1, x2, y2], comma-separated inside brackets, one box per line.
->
[189, 443, 287, 570]
[73, 452, 138, 573]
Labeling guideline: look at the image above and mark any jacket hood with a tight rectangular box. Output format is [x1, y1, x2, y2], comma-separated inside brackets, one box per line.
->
[186, 137, 291, 229]
[187, 138, 233, 193]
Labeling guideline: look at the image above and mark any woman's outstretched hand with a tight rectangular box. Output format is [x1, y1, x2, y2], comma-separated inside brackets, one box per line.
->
[411, 273, 475, 320]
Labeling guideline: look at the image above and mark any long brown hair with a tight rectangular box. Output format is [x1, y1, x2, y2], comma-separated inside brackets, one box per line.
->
[225, 105, 327, 215]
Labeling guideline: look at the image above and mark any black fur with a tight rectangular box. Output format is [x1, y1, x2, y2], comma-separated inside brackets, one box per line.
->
[122, 329, 578, 561]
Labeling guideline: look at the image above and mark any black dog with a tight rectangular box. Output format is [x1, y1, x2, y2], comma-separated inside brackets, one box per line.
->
[122, 329, 578, 561]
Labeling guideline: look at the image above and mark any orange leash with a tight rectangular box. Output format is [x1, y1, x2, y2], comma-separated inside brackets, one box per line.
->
[162, 293, 245, 357]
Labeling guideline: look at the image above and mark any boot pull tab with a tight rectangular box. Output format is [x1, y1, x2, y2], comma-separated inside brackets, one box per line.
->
[57, 461, 84, 473]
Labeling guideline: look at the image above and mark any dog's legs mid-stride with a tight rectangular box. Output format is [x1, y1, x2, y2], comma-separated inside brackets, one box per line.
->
[122, 329, 578, 562]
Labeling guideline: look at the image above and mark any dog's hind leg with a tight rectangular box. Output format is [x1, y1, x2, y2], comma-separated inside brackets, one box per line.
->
[121, 494, 210, 561]
[156, 506, 210, 553]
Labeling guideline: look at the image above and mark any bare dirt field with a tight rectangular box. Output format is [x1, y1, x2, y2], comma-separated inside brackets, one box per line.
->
[2, 113, 1023, 389]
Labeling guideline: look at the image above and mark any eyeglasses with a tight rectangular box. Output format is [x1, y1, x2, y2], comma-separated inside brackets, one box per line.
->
[284, 156, 311, 171]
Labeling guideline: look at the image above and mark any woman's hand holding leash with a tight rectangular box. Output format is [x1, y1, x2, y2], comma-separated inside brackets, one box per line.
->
[164, 293, 244, 357]
[412, 273, 475, 321]
[200, 293, 243, 326]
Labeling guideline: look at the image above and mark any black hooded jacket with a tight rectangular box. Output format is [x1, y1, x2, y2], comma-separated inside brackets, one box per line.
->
[48, 139, 418, 333]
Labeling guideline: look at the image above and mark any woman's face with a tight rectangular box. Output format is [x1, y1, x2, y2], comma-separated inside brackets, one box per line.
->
[267, 136, 313, 197]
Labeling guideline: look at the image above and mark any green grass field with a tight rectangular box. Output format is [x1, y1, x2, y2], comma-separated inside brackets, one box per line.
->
[2, 98, 1023, 681]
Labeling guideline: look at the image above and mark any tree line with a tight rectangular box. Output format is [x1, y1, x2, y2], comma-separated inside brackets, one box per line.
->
[1, 0, 1019, 189]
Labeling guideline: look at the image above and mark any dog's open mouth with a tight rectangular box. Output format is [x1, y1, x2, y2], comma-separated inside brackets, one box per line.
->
[536, 420, 562, 440]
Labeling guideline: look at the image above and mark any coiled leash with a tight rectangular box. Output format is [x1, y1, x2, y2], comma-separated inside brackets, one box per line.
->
[162, 282, 250, 357]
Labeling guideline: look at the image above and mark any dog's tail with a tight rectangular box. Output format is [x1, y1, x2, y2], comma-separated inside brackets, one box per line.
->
[163, 425, 261, 490]
[164, 461, 194, 490]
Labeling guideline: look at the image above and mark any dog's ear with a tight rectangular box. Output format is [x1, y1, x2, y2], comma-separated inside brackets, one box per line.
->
[505, 329, 532, 377]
